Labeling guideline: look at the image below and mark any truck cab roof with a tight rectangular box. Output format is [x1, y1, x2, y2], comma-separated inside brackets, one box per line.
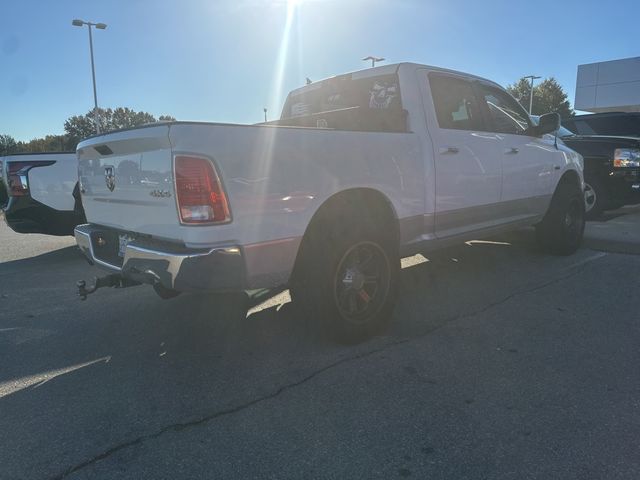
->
[288, 62, 502, 98]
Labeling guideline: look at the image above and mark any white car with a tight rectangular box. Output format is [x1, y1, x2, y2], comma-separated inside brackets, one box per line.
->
[74, 62, 585, 343]
[1, 152, 85, 235]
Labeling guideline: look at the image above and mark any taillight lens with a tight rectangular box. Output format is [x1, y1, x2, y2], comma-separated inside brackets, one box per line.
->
[174, 155, 230, 224]
[7, 161, 54, 197]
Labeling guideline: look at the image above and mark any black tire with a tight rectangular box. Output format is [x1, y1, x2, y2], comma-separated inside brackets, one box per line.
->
[291, 218, 399, 344]
[583, 175, 607, 220]
[153, 283, 182, 300]
[0, 180, 7, 208]
[607, 199, 625, 211]
[536, 181, 585, 255]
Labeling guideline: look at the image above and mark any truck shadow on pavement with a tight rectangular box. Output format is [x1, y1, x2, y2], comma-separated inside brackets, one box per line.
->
[0, 244, 82, 272]
[1, 228, 548, 395]
[0, 227, 605, 478]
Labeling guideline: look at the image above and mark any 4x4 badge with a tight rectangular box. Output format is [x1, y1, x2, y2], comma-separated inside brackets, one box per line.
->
[104, 166, 115, 192]
[149, 189, 171, 198]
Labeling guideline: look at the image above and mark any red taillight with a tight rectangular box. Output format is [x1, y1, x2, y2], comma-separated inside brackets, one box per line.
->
[174, 155, 230, 224]
[7, 161, 54, 197]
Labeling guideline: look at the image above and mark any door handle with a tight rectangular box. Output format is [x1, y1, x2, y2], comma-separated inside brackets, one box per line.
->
[439, 146, 459, 155]
[504, 147, 519, 154]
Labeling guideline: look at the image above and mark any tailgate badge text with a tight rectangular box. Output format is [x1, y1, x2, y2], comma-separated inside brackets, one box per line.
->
[150, 189, 172, 198]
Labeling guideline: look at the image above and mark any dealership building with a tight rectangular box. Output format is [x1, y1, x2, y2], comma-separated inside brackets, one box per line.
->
[575, 56, 640, 113]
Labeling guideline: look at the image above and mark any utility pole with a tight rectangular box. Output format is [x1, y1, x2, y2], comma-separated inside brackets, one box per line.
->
[523, 75, 541, 115]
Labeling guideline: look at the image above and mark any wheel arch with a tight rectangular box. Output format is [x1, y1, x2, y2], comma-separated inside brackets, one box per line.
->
[557, 168, 582, 191]
[289, 187, 400, 284]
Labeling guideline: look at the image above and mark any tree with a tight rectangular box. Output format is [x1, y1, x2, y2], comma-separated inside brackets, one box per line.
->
[63, 111, 97, 148]
[110, 107, 156, 130]
[21, 135, 68, 152]
[64, 107, 177, 149]
[507, 77, 574, 119]
[2, 108, 177, 156]
[0, 134, 18, 155]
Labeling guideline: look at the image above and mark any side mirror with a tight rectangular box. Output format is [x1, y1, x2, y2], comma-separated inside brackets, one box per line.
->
[535, 113, 560, 136]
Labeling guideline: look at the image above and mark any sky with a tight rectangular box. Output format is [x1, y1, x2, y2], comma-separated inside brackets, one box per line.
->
[1, 0, 638, 141]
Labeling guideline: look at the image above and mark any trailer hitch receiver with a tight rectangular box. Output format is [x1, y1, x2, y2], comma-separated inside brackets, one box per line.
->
[77, 274, 140, 300]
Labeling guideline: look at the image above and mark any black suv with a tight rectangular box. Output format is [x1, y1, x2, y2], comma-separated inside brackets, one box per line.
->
[558, 113, 640, 218]
[563, 112, 640, 137]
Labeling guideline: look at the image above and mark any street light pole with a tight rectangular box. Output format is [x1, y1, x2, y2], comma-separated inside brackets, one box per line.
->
[362, 56, 385, 68]
[87, 25, 99, 133]
[524, 75, 541, 115]
[72, 19, 107, 134]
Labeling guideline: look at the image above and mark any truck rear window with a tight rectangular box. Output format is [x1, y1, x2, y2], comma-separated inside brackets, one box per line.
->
[276, 73, 407, 133]
[282, 73, 401, 118]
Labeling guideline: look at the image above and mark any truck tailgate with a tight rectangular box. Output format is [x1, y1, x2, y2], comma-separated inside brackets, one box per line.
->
[77, 125, 178, 237]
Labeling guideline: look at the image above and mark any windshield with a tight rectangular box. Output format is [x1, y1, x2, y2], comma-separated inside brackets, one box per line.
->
[565, 115, 640, 137]
[558, 125, 575, 137]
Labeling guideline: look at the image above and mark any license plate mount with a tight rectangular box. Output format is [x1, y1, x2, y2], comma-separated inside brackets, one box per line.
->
[118, 234, 134, 258]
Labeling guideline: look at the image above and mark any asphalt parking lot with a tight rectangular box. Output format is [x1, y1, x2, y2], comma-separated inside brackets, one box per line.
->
[1, 209, 639, 480]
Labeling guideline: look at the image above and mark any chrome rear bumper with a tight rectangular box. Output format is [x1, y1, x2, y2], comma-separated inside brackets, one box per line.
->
[74, 224, 245, 292]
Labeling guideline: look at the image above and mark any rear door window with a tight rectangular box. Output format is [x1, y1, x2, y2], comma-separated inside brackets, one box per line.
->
[428, 74, 485, 131]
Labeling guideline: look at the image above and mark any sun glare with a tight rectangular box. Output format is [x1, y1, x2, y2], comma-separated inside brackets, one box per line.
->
[244, 0, 302, 243]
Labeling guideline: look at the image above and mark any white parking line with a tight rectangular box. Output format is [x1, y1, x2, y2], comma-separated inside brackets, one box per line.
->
[0, 356, 112, 398]
[567, 251, 608, 270]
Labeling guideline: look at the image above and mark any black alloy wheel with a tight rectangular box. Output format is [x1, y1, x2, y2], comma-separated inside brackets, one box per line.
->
[333, 241, 391, 326]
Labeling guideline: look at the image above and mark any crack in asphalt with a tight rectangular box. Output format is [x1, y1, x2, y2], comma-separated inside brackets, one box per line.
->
[49, 340, 411, 480]
[49, 257, 600, 480]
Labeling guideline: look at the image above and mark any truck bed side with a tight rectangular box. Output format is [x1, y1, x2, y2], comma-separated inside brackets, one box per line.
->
[77, 122, 425, 287]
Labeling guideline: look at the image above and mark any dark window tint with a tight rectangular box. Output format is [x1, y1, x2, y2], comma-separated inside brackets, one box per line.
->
[429, 74, 484, 131]
[569, 119, 596, 135]
[565, 115, 640, 137]
[281, 73, 401, 119]
[479, 85, 531, 134]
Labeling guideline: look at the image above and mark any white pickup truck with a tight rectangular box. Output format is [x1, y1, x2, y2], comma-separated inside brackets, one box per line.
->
[74, 63, 585, 343]
[1, 152, 85, 235]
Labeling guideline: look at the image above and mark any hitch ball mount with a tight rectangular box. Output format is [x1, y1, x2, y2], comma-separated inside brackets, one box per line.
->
[77, 274, 140, 300]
